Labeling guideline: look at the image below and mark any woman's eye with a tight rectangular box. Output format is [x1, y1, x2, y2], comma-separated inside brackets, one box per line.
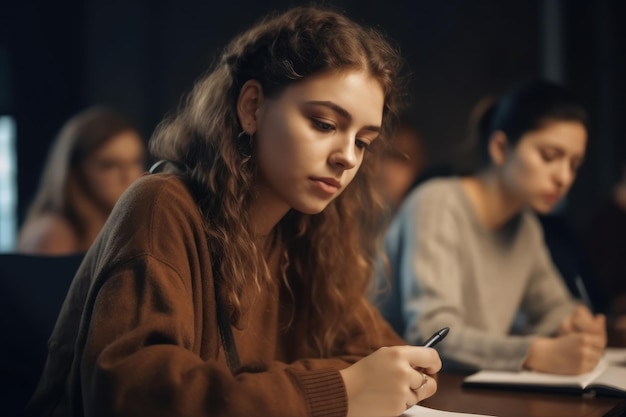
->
[313, 119, 334, 131]
[356, 139, 370, 150]
[540, 151, 557, 162]
[571, 160, 582, 173]
[95, 160, 118, 171]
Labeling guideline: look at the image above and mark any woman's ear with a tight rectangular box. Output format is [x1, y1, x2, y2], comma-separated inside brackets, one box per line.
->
[488, 131, 509, 166]
[237, 80, 264, 134]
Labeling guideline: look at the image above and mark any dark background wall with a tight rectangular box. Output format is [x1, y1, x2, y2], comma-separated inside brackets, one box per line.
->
[1, 0, 624, 232]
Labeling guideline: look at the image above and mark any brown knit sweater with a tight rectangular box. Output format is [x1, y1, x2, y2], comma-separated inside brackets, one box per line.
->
[25, 173, 404, 417]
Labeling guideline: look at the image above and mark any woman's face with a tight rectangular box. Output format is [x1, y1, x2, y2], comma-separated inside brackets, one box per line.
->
[81, 130, 145, 211]
[253, 69, 385, 217]
[501, 120, 587, 214]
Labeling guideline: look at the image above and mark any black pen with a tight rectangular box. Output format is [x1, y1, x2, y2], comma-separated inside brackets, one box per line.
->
[422, 327, 449, 348]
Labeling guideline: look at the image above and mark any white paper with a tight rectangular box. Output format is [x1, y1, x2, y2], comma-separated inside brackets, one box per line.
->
[402, 405, 498, 417]
[604, 347, 626, 366]
[463, 360, 607, 389]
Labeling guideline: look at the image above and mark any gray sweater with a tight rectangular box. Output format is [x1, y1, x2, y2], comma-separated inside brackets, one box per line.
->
[374, 177, 577, 371]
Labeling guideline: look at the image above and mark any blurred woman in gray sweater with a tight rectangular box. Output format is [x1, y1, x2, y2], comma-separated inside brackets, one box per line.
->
[375, 80, 607, 374]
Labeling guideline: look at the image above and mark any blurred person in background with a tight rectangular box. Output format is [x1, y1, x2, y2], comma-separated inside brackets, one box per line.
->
[17, 106, 145, 255]
[374, 79, 607, 374]
[379, 113, 427, 211]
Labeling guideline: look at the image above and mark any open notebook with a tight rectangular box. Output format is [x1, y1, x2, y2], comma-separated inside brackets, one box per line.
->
[463, 348, 626, 397]
[403, 405, 497, 417]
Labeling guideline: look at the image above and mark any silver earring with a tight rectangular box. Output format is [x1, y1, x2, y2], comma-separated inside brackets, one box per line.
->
[236, 130, 253, 159]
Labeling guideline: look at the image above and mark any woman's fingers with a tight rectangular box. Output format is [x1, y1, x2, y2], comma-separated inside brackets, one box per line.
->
[406, 371, 433, 409]
[341, 345, 442, 417]
[395, 345, 442, 374]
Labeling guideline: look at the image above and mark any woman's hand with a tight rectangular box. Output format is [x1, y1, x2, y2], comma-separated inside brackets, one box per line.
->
[559, 304, 606, 337]
[339, 346, 441, 417]
[524, 332, 605, 375]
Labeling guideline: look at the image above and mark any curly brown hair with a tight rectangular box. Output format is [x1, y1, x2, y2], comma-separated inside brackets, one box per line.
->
[149, 5, 407, 356]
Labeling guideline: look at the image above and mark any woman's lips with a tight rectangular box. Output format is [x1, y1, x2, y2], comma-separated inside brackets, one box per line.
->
[310, 177, 341, 194]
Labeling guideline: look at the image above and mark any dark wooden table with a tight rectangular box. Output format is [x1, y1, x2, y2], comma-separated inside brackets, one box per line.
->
[421, 372, 626, 417]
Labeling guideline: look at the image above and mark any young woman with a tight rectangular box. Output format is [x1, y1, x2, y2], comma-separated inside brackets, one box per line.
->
[375, 80, 606, 375]
[18, 106, 146, 255]
[26, 6, 441, 417]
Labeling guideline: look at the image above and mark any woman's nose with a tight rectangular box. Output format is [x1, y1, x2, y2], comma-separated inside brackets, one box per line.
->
[329, 135, 358, 170]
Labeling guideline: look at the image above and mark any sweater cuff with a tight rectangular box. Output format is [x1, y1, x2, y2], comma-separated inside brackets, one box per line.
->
[506, 336, 535, 371]
[288, 368, 347, 417]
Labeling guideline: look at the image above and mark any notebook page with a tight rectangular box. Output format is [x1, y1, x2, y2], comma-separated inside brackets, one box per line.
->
[464, 359, 608, 389]
[590, 365, 626, 392]
[402, 405, 498, 417]
[604, 348, 626, 366]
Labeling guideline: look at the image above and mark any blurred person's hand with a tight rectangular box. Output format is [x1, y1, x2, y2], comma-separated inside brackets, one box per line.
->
[524, 332, 605, 375]
[559, 304, 606, 337]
